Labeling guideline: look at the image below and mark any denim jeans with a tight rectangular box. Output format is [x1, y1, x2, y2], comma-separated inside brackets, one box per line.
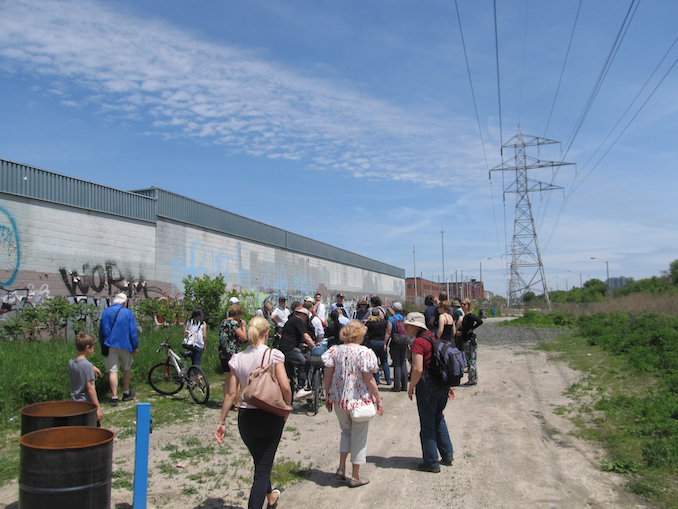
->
[284, 347, 308, 393]
[415, 373, 453, 468]
[390, 344, 408, 392]
[185, 345, 204, 366]
[368, 340, 391, 384]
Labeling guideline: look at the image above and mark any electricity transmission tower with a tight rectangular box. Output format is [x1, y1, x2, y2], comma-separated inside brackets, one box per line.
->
[490, 127, 574, 308]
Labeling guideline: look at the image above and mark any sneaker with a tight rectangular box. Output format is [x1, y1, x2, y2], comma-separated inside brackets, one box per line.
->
[295, 389, 312, 399]
[441, 456, 454, 466]
[417, 463, 441, 473]
[461, 381, 477, 387]
[109, 397, 119, 407]
[122, 391, 136, 401]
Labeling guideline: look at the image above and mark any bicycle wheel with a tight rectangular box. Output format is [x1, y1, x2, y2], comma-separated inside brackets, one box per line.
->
[148, 362, 184, 395]
[312, 368, 323, 414]
[187, 365, 210, 404]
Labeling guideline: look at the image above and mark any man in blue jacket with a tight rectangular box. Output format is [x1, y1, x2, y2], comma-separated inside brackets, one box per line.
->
[99, 293, 139, 406]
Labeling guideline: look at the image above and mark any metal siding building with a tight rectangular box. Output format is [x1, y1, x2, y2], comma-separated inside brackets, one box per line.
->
[0, 158, 404, 309]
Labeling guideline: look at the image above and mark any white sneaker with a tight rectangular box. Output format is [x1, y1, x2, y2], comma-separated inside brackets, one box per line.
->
[295, 389, 313, 399]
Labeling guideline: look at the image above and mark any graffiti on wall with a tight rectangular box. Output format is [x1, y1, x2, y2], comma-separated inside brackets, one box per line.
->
[0, 206, 20, 286]
[0, 283, 51, 320]
[170, 240, 253, 291]
[59, 262, 162, 299]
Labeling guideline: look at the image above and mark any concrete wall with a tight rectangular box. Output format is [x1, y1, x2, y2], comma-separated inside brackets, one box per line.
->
[0, 193, 404, 314]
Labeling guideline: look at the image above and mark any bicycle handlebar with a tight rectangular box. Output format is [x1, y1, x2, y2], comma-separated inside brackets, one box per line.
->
[155, 336, 173, 353]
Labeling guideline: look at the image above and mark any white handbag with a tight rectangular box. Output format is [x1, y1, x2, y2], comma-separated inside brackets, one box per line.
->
[350, 402, 376, 422]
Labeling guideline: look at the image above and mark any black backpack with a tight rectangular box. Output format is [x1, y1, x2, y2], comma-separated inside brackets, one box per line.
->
[423, 335, 465, 387]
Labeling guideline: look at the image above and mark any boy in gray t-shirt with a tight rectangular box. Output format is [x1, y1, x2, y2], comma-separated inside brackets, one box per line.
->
[69, 332, 104, 422]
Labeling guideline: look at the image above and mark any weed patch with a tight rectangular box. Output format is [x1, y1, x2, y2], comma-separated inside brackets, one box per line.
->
[538, 314, 678, 507]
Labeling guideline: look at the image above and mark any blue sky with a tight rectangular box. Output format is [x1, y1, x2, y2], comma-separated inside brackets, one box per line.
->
[1, 0, 677, 297]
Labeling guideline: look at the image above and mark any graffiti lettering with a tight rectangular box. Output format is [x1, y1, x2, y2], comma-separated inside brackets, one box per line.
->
[0, 207, 21, 285]
[170, 239, 235, 292]
[59, 262, 161, 299]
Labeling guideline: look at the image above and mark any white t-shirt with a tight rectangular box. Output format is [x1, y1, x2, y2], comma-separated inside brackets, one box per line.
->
[314, 302, 327, 322]
[310, 315, 324, 339]
[271, 306, 291, 328]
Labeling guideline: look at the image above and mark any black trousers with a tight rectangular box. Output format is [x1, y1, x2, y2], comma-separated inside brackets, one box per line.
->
[238, 408, 285, 509]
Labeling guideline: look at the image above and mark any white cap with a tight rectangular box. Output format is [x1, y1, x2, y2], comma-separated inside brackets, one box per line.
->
[229, 297, 240, 304]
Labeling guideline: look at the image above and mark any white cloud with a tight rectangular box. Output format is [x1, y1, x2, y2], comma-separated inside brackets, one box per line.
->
[0, 0, 492, 189]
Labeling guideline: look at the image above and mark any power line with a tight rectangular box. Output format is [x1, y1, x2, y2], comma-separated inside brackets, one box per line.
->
[578, 33, 678, 175]
[454, 0, 489, 173]
[518, 0, 530, 125]
[568, 52, 678, 197]
[493, 0, 504, 153]
[454, 0, 504, 252]
[543, 0, 583, 138]
[562, 0, 642, 160]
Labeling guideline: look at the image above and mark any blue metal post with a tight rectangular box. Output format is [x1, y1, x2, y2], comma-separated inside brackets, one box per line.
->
[133, 403, 151, 509]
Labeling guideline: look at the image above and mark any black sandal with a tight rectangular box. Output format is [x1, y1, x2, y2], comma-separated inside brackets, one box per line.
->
[266, 488, 280, 509]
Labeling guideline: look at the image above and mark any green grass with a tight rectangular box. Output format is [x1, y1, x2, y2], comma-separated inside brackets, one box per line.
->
[112, 468, 134, 491]
[270, 458, 308, 488]
[537, 324, 678, 508]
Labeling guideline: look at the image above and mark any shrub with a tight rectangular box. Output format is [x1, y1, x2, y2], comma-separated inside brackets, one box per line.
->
[183, 274, 226, 328]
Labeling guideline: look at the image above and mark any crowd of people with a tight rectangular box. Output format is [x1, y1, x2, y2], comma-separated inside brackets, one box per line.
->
[67, 290, 482, 509]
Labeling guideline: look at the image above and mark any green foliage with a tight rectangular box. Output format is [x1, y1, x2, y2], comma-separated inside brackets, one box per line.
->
[0, 298, 100, 341]
[615, 276, 675, 297]
[670, 259, 678, 286]
[183, 274, 226, 328]
[541, 324, 678, 506]
[501, 310, 576, 328]
[0, 324, 224, 427]
[522, 291, 536, 303]
[133, 296, 186, 332]
[600, 460, 640, 474]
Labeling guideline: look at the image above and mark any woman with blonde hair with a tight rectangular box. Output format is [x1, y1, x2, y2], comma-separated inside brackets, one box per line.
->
[459, 299, 483, 387]
[322, 320, 384, 487]
[436, 300, 456, 343]
[215, 316, 291, 509]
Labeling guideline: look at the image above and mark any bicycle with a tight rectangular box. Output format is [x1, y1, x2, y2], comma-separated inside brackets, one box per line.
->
[148, 337, 210, 404]
[308, 358, 325, 414]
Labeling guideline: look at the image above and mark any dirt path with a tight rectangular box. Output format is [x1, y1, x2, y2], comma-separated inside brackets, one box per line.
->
[1, 332, 652, 509]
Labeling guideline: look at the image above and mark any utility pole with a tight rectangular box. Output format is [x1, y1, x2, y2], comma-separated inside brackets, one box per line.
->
[413, 246, 417, 302]
[441, 225, 446, 298]
[490, 127, 574, 309]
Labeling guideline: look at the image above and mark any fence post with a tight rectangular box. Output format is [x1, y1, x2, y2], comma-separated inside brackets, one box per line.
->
[133, 402, 151, 509]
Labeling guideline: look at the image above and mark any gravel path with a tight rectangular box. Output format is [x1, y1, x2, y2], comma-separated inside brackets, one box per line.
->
[479, 317, 569, 347]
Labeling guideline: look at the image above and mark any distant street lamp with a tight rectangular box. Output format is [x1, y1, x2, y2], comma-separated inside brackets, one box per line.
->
[591, 257, 610, 296]
[480, 258, 491, 298]
[555, 275, 568, 291]
[567, 270, 583, 288]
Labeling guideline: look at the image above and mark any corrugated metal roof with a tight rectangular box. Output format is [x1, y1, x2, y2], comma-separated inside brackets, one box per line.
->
[0, 158, 404, 278]
[0, 159, 156, 222]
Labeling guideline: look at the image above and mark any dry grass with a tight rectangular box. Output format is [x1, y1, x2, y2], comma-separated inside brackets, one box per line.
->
[552, 292, 678, 316]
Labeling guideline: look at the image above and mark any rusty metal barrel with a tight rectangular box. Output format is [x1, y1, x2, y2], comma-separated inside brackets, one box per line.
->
[20, 400, 97, 436]
[19, 426, 114, 509]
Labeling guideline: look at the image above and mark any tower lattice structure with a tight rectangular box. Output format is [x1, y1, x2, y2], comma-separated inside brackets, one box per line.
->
[490, 127, 574, 307]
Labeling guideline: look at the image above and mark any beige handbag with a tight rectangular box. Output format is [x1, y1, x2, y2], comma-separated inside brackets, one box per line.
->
[242, 349, 292, 417]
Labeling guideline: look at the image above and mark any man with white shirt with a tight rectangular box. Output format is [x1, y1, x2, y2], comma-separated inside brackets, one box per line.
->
[313, 293, 327, 324]
[271, 296, 291, 334]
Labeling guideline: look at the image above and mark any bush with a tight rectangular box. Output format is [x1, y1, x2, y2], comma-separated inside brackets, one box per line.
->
[183, 274, 226, 329]
[0, 298, 100, 342]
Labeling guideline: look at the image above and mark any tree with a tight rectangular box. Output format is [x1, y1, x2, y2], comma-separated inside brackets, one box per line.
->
[183, 274, 226, 328]
[670, 259, 678, 286]
[522, 291, 536, 303]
